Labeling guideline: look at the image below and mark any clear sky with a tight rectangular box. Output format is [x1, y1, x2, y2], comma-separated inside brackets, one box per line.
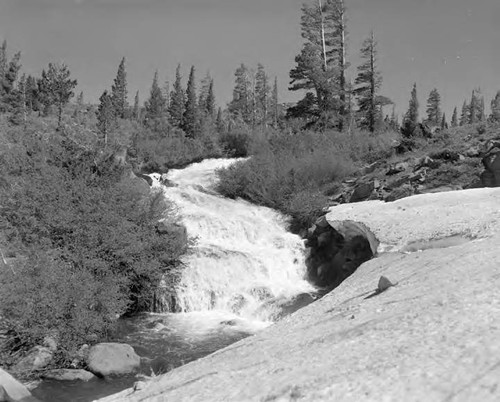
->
[0, 0, 499, 119]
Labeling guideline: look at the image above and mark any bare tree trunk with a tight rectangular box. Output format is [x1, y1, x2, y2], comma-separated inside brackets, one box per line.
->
[338, 0, 347, 131]
[318, 0, 328, 72]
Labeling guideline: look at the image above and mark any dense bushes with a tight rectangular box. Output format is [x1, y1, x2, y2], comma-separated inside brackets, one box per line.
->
[0, 118, 186, 361]
[217, 129, 398, 231]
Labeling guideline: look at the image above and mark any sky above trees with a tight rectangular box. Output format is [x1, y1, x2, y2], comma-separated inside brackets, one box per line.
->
[0, 0, 498, 117]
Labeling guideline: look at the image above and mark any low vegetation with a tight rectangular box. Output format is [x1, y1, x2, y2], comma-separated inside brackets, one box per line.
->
[217, 129, 398, 231]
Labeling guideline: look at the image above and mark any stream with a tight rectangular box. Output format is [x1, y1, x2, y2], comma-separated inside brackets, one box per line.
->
[32, 158, 315, 402]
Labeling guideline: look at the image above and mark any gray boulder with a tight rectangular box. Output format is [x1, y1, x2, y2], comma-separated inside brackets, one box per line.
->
[12, 346, 53, 373]
[41, 369, 96, 382]
[0, 368, 40, 402]
[86, 343, 140, 377]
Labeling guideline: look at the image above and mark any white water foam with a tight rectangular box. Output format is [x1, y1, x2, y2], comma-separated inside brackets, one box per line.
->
[154, 158, 314, 325]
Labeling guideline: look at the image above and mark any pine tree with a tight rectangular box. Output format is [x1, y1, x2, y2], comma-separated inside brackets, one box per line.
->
[440, 113, 447, 130]
[0, 49, 22, 111]
[490, 91, 500, 123]
[181, 66, 198, 138]
[459, 100, 469, 126]
[38, 63, 77, 128]
[0, 40, 7, 85]
[111, 57, 128, 118]
[25, 75, 39, 112]
[168, 64, 185, 128]
[271, 76, 279, 128]
[451, 106, 458, 127]
[215, 107, 225, 133]
[401, 83, 419, 137]
[144, 71, 166, 124]
[228, 63, 253, 124]
[205, 80, 216, 118]
[388, 105, 399, 131]
[255, 63, 270, 126]
[9, 73, 27, 125]
[132, 90, 140, 121]
[425, 88, 442, 126]
[479, 97, 486, 122]
[198, 72, 212, 113]
[354, 31, 390, 132]
[468, 89, 483, 124]
[97, 90, 114, 144]
[289, 0, 349, 125]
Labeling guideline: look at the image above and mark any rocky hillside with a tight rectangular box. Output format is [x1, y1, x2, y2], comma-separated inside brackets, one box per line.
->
[97, 187, 500, 402]
[326, 125, 500, 206]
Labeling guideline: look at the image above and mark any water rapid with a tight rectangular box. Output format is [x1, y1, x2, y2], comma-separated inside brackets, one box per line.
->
[154, 158, 314, 325]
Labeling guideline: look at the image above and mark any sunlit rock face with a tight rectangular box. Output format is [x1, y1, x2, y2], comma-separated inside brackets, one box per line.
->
[97, 188, 500, 402]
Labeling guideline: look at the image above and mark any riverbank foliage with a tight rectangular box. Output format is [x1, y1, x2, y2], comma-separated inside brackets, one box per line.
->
[0, 116, 186, 365]
[216, 129, 398, 231]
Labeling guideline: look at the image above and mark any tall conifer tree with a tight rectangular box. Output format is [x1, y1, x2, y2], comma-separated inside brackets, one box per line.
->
[354, 31, 390, 132]
[181, 66, 198, 138]
[255, 63, 270, 126]
[111, 57, 128, 118]
[132, 90, 140, 121]
[490, 91, 500, 123]
[97, 90, 114, 144]
[168, 64, 185, 128]
[401, 83, 419, 137]
[425, 88, 442, 126]
[451, 106, 458, 127]
[459, 100, 469, 126]
[144, 71, 166, 124]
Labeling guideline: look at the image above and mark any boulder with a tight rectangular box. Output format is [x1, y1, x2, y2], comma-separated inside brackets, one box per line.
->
[429, 149, 460, 162]
[86, 343, 141, 377]
[12, 346, 53, 373]
[135, 173, 153, 187]
[349, 181, 375, 203]
[384, 184, 415, 202]
[0, 368, 39, 402]
[413, 156, 440, 171]
[305, 218, 376, 290]
[481, 140, 500, 187]
[386, 161, 409, 175]
[41, 369, 96, 382]
[465, 146, 481, 158]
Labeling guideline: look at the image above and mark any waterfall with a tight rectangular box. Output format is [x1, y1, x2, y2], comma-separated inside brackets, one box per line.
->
[153, 158, 315, 323]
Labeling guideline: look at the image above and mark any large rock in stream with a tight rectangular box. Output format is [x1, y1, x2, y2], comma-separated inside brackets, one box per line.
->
[86, 343, 140, 377]
[97, 188, 500, 402]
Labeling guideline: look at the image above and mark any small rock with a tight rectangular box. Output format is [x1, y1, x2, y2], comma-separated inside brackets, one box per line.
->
[386, 162, 409, 175]
[42, 369, 96, 382]
[378, 276, 396, 293]
[133, 381, 147, 392]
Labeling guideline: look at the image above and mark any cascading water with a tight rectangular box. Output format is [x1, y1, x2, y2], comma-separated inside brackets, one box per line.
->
[32, 158, 316, 402]
[153, 158, 315, 324]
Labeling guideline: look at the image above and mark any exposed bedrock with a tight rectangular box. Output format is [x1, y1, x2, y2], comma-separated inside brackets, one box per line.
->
[304, 216, 379, 291]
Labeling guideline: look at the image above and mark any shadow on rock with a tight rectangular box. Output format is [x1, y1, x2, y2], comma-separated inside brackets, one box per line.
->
[304, 216, 379, 293]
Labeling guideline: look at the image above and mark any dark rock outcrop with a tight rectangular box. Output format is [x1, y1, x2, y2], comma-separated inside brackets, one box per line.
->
[305, 217, 378, 291]
[480, 139, 500, 187]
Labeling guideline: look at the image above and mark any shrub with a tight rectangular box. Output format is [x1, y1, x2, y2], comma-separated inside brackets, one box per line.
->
[0, 119, 187, 362]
